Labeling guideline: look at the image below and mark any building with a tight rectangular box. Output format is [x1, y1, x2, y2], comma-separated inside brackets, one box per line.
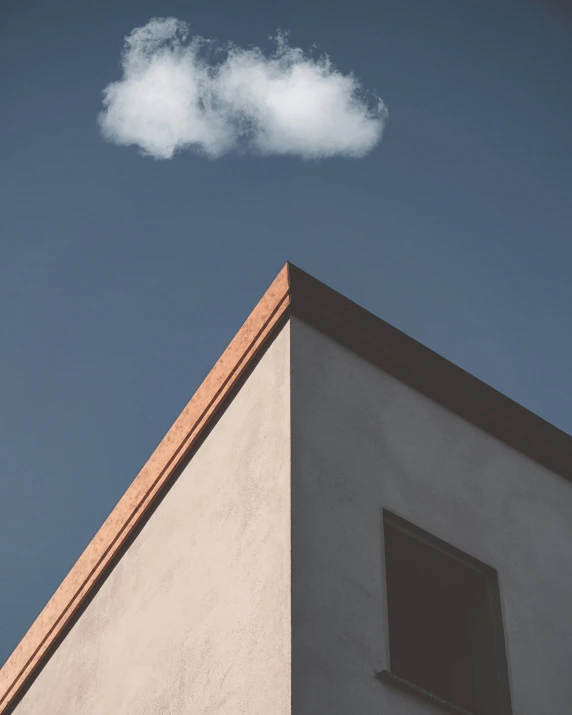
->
[1, 263, 571, 715]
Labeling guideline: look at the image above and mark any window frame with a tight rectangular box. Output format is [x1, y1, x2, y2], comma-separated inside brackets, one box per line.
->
[380, 509, 513, 715]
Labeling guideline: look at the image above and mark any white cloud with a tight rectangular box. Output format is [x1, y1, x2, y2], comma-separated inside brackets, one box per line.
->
[99, 18, 388, 160]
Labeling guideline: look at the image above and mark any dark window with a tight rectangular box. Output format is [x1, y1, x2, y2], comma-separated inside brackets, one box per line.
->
[382, 510, 512, 715]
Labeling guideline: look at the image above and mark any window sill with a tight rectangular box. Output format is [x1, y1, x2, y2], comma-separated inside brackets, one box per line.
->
[376, 670, 475, 715]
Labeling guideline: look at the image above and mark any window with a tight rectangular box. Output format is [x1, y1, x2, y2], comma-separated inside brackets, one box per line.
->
[381, 510, 512, 715]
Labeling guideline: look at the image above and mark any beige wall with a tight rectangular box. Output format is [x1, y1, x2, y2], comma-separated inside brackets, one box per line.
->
[290, 316, 572, 715]
[14, 323, 291, 715]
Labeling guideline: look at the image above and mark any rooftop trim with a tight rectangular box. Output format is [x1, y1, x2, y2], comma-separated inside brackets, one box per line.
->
[288, 263, 571, 479]
[1, 262, 570, 712]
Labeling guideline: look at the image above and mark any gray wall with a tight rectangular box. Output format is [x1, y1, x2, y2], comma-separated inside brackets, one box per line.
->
[290, 316, 572, 715]
[13, 323, 292, 715]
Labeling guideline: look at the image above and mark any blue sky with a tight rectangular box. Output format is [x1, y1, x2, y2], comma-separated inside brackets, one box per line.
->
[1, 0, 570, 667]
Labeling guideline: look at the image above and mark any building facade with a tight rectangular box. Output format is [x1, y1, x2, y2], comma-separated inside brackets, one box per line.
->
[1, 264, 571, 715]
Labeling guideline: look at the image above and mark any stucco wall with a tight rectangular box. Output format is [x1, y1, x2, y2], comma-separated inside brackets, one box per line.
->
[290, 316, 572, 715]
[13, 323, 291, 715]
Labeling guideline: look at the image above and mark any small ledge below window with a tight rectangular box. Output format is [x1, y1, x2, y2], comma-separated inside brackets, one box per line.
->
[377, 670, 475, 715]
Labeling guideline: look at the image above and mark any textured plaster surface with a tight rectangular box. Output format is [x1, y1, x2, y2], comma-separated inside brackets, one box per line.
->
[13, 323, 291, 715]
[0, 265, 290, 714]
[290, 317, 572, 715]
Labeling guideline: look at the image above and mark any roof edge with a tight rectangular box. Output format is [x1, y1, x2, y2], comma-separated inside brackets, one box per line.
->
[288, 263, 571, 480]
[0, 264, 291, 714]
